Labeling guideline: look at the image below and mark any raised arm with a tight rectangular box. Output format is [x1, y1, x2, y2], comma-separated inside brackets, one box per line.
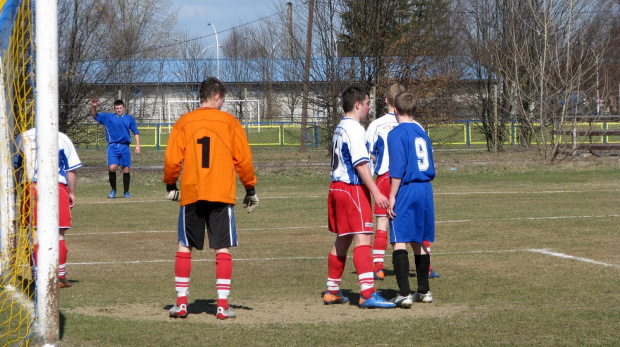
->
[91, 99, 98, 119]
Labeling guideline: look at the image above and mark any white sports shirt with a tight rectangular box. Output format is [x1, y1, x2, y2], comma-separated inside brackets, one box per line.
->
[15, 128, 82, 186]
[331, 117, 370, 185]
[366, 113, 398, 175]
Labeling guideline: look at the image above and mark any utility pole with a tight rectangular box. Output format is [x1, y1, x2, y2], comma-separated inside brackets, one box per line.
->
[300, 0, 314, 153]
[287, 2, 294, 59]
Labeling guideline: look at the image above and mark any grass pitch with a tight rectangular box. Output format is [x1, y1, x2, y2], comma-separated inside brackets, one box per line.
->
[54, 149, 620, 346]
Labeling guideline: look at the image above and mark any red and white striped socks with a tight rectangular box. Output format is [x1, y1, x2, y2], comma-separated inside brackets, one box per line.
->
[326, 253, 346, 294]
[174, 252, 191, 306]
[353, 245, 375, 299]
[58, 240, 68, 279]
[216, 252, 232, 310]
[372, 230, 388, 271]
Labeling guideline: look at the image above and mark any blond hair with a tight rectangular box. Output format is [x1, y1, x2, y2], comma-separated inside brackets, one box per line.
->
[385, 83, 405, 106]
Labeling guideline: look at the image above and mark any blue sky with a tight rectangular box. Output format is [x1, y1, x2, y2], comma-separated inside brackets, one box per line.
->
[170, 0, 284, 42]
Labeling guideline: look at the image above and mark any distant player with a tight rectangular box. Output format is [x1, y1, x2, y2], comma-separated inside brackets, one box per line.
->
[324, 84, 395, 309]
[15, 128, 83, 288]
[367, 84, 440, 280]
[386, 91, 436, 307]
[164, 77, 258, 320]
[91, 99, 140, 199]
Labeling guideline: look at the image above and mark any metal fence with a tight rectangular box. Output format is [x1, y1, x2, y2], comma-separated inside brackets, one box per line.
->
[66, 119, 620, 151]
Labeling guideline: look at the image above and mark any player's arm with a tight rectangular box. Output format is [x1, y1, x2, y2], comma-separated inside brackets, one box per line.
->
[355, 162, 388, 208]
[66, 170, 77, 208]
[91, 99, 98, 119]
[163, 127, 184, 186]
[387, 177, 401, 219]
[232, 124, 258, 212]
[134, 134, 141, 154]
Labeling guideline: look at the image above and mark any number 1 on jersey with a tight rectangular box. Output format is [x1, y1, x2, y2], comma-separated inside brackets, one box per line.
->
[197, 137, 211, 168]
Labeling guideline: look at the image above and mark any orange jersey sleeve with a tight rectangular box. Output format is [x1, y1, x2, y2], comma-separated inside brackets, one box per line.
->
[163, 107, 256, 205]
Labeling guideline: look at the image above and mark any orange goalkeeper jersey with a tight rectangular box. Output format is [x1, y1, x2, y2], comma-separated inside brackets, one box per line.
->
[163, 107, 256, 206]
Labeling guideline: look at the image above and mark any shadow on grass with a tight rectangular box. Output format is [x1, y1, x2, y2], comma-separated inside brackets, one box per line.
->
[163, 299, 254, 318]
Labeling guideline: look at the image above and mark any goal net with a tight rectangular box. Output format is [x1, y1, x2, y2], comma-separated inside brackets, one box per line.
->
[0, 0, 36, 345]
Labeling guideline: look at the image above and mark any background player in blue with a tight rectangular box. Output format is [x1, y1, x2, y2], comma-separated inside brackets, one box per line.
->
[91, 99, 140, 198]
[386, 91, 436, 308]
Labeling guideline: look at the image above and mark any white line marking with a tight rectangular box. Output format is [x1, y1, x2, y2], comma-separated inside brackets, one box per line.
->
[68, 249, 531, 266]
[527, 248, 620, 269]
[67, 248, 620, 269]
[69, 214, 618, 237]
[77, 189, 620, 204]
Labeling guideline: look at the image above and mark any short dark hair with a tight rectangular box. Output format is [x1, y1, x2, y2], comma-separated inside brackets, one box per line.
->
[113, 100, 124, 106]
[341, 84, 369, 113]
[199, 77, 226, 102]
[393, 91, 417, 117]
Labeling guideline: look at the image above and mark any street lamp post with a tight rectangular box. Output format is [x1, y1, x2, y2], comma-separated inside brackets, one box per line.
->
[207, 22, 220, 79]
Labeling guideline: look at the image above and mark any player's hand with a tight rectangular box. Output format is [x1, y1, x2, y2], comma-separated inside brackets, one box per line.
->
[243, 188, 259, 213]
[374, 192, 389, 210]
[135, 146, 141, 154]
[69, 193, 76, 209]
[165, 184, 180, 201]
[387, 196, 396, 219]
[91, 99, 98, 108]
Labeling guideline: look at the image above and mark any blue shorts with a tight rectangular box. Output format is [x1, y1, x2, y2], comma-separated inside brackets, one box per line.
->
[106, 143, 132, 167]
[389, 181, 435, 244]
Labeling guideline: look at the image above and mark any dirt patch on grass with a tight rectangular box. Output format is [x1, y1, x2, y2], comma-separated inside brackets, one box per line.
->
[67, 298, 467, 325]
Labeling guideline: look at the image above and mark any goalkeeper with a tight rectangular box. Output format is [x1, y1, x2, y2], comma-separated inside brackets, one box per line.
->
[163, 77, 258, 320]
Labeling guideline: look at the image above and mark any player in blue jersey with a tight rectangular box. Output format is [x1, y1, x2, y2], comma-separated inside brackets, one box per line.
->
[324, 84, 395, 309]
[367, 84, 440, 280]
[16, 128, 83, 288]
[91, 99, 140, 199]
[366, 83, 403, 279]
[386, 91, 436, 307]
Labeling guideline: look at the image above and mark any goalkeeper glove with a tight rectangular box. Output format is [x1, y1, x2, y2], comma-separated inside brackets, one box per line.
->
[242, 188, 259, 213]
[165, 184, 180, 201]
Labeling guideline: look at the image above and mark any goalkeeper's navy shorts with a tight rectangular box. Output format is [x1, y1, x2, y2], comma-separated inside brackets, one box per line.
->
[327, 181, 374, 236]
[178, 201, 237, 250]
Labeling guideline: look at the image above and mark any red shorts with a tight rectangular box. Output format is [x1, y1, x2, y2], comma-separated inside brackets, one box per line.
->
[374, 172, 391, 216]
[21, 183, 72, 229]
[327, 181, 374, 236]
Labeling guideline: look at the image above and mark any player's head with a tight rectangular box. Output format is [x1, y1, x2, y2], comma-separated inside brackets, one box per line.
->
[393, 91, 417, 119]
[114, 100, 125, 116]
[342, 84, 370, 118]
[200, 77, 226, 109]
[385, 83, 405, 107]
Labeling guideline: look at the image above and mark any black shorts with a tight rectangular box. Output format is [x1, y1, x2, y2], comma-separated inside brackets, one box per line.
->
[177, 201, 237, 250]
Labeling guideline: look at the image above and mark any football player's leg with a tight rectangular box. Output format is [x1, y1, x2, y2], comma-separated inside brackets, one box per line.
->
[412, 242, 431, 296]
[373, 216, 389, 278]
[207, 203, 237, 318]
[173, 204, 202, 314]
[392, 243, 410, 297]
[107, 145, 118, 193]
[326, 235, 352, 300]
[120, 145, 131, 196]
[353, 234, 374, 299]
[424, 240, 440, 278]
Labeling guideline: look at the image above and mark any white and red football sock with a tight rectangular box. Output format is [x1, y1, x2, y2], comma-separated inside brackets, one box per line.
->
[216, 252, 232, 309]
[58, 240, 68, 279]
[326, 253, 346, 294]
[372, 230, 388, 271]
[423, 240, 434, 273]
[175, 251, 191, 306]
[353, 245, 375, 299]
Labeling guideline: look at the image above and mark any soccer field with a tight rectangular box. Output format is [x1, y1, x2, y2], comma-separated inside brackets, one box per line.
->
[56, 150, 619, 346]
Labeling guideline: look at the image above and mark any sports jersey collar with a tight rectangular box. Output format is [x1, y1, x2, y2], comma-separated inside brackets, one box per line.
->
[115, 114, 125, 117]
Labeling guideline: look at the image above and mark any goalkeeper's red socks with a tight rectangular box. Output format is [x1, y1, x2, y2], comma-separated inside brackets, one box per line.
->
[326, 253, 346, 294]
[215, 252, 232, 310]
[175, 252, 191, 306]
[59, 240, 68, 279]
[353, 245, 375, 299]
[372, 230, 388, 271]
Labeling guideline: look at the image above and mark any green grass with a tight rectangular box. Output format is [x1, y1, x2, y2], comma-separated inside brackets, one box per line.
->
[22, 149, 620, 345]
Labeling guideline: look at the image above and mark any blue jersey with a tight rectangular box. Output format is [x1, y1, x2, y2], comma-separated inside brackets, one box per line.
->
[95, 113, 139, 144]
[387, 121, 435, 183]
